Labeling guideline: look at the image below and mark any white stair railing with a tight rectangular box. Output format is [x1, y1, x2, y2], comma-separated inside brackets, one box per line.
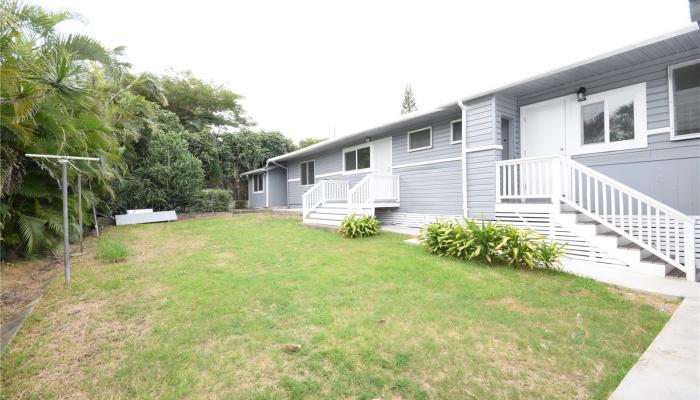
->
[347, 174, 400, 207]
[302, 180, 349, 217]
[495, 156, 696, 281]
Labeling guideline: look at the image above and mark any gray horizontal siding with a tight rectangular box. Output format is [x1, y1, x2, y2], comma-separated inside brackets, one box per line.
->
[465, 96, 495, 148]
[391, 115, 461, 165]
[268, 167, 287, 207]
[395, 160, 463, 215]
[466, 149, 499, 220]
[494, 93, 520, 159]
[573, 133, 700, 215]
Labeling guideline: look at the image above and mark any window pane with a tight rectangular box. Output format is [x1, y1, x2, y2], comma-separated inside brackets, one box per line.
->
[673, 63, 700, 136]
[582, 102, 605, 144]
[307, 162, 314, 185]
[409, 129, 431, 150]
[452, 121, 462, 142]
[344, 150, 356, 170]
[608, 96, 634, 142]
[301, 163, 307, 185]
[357, 147, 370, 169]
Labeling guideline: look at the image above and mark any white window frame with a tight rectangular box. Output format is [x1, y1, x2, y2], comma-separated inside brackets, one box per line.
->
[300, 160, 315, 186]
[407, 127, 432, 152]
[342, 143, 372, 175]
[252, 174, 264, 193]
[567, 82, 647, 156]
[450, 119, 462, 144]
[668, 58, 700, 141]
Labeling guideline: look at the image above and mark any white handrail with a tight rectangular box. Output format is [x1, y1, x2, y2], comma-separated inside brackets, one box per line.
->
[347, 174, 400, 207]
[348, 175, 373, 206]
[495, 155, 696, 280]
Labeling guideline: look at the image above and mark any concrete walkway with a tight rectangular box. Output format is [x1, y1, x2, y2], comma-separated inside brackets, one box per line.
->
[561, 261, 700, 400]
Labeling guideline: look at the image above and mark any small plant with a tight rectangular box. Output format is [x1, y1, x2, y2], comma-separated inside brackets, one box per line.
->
[534, 241, 566, 270]
[419, 219, 564, 270]
[99, 238, 130, 263]
[338, 214, 380, 238]
[192, 189, 232, 212]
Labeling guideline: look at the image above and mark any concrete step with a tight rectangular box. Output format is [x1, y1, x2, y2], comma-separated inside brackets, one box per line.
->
[307, 212, 347, 221]
[302, 217, 341, 227]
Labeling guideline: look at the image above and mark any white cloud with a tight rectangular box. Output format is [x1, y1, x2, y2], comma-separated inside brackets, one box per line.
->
[38, 0, 692, 142]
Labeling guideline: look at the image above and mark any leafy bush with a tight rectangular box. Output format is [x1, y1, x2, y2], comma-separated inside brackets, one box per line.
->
[419, 219, 564, 270]
[193, 189, 232, 212]
[99, 238, 130, 263]
[338, 214, 380, 238]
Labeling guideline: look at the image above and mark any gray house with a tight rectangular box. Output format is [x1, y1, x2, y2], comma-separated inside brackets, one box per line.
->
[243, 25, 700, 281]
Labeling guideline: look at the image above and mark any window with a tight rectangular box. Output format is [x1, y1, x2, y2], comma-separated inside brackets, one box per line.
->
[253, 174, 264, 193]
[580, 87, 638, 146]
[451, 120, 462, 143]
[407, 127, 432, 151]
[669, 59, 700, 139]
[343, 145, 370, 172]
[300, 161, 314, 186]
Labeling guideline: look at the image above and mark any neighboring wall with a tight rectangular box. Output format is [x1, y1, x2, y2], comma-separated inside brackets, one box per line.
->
[286, 110, 464, 217]
[515, 48, 700, 215]
[248, 174, 266, 208]
[464, 95, 498, 219]
[267, 167, 287, 207]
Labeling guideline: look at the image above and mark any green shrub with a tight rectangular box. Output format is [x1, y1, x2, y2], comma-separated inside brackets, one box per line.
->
[99, 238, 130, 263]
[338, 214, 380, 238]
[193, 189, 232, 212]
[419, 219, 564, 270]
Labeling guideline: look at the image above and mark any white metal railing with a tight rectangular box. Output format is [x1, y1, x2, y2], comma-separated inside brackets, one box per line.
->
[348, 175, 372, 206]
[302, 180, 349, 217]
[495, 156, 696, 281]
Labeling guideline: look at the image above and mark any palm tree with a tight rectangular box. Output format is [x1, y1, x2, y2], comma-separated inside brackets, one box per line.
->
[0, 1, 164, 257]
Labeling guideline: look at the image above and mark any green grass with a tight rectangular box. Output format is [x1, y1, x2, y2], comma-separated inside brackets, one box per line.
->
[0, 214, 675, 399]
[98, 237, 130, 263]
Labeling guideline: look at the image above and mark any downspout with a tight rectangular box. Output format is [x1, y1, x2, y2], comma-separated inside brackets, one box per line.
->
[457, 100, 468, 217]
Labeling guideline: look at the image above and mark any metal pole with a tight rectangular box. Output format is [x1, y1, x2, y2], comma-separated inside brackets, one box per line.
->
[89, 179, 100, 237]
[77, 173, 83, 253]
[60, 160, 71, 284]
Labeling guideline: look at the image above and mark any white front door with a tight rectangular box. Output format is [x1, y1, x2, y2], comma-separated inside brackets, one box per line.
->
[520, 97, 569, 158]
[372, 137, 392, 174]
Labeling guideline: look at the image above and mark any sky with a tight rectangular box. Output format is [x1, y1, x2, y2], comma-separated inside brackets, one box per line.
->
[36, 0, 694, 143]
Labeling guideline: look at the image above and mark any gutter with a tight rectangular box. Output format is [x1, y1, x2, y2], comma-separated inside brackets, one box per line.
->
[457, 100, 468, 217]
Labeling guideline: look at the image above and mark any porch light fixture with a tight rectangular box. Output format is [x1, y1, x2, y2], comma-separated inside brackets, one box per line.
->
[364, 137, 371, 143]
[577, 86, 587, 102]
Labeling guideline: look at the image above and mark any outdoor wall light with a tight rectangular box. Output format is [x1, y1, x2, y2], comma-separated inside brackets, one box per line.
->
[577, 86, 587, 102]
[364, 137, 371, 143]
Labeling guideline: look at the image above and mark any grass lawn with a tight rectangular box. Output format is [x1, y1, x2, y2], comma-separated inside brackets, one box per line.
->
[0, 214, 676, 399]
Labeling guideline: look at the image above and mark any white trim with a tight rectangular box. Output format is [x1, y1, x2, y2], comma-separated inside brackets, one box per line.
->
[464, 144, 503, 153]
[407, 127, 433, 152]
[668, 58, 700, 141]
[265, 172, 269, 207]
[342, 143, 371, 174]
[572, 82, 648, 155]
[458, 101, 468, 217]
[450, 119, 462, 144]
[646, 127, 671, 136]
[316, 171, 343, 178]
[288, 178, 300, 182]
[300, 159, 315, 186]
[392, 156, 461, 170]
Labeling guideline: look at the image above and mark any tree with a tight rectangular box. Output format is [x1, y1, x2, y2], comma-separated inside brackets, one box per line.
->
[298, 137, 326, 148]
[161, 70, 250, 132]
[401, 84, 418, 115]
[220, 130, 295, 199]
[0, 1, 134, 257]
[115, 132, 204, 211]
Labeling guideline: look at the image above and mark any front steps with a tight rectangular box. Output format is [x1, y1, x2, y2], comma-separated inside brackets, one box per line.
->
[555, 203, 681, 278]
[303, 202, 374, 227]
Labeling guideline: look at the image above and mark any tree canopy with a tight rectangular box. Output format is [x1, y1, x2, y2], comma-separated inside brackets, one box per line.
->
[0, 1, 296, 259]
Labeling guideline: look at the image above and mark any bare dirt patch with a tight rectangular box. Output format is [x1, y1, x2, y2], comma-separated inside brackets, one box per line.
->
[1, 259, 60, 323]
[487, 297, 537, 314]
[608, 286, 679, 315]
